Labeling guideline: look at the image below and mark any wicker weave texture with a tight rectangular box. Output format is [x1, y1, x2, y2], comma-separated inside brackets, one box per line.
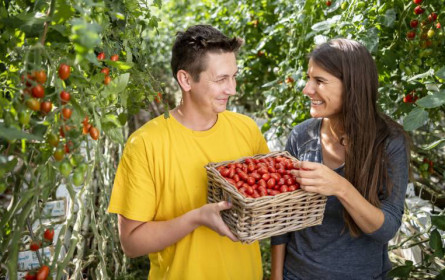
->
[206, 151, 327, 243]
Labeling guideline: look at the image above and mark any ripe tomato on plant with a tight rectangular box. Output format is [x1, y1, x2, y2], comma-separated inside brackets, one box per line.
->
[410, 20, 418, 28]
[414, 6, 424, 15]
[110, 54, 119, 61]
[60, 90, 71, 104]
[64, 140, 73, 153]
[58, 63, 71, 80]
[24, 272, 36, 280]
[36, 265, 50, 280]
[89, 127, 99, 140]
[326, 1, 332, 7]
[104, 75, 111, 85]
[62, 107, 72, 120]
[101, 67, 110, 76]
[43, 228, 54, 242]
[30, 241, 41, 251]
[40, 101, 52, 114]
[31, 84, 45, 98]
[33, 70, 47, 84]
[97, 52, 105, 60]
[413, 0, 422, 4]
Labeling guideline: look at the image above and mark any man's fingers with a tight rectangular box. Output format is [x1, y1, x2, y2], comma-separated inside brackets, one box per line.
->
[217, 200, 232, 211]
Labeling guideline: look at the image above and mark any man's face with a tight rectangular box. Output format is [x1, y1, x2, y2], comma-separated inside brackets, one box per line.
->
[188, 52, 238, 115]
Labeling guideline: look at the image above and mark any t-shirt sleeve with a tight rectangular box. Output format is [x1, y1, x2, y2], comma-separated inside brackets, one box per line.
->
[364, 134, 409, 243]
[107, 133, 157, 222]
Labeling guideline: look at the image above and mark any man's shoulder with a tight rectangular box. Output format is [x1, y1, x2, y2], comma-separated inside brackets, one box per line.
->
[126, 114, 170, 146]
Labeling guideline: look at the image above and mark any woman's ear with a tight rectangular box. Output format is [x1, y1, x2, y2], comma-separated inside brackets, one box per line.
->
[177, 70, 192, 92]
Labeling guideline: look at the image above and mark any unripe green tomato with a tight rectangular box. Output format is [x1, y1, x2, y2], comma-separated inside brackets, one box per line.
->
[427, 29, 435, 38]
[59, 161, 72, 177]
[411, 65, 420, 73]
[47, 133, 59, 147]
[341, 2, 348, 9]
[70, 154, 84, 167]
[72, 170, 84, 186]
[356, 1, 365, 9]
[78, 163, 88, 174]
[18, 111, 31, 125]
[404, 66, 412, 75]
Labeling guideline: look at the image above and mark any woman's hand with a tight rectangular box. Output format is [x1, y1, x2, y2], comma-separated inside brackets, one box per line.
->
[290, 161, 352, 197]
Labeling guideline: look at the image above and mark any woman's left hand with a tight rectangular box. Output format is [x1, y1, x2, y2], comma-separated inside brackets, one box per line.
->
[290, 161, 351, 196]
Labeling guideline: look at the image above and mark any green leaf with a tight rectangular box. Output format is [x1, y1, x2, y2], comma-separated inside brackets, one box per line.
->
[407, 69, 434, 82]
[153, 0, 162, 8]
[421, 139, 445, 150]
[0, 156, 18, 173]
[403, 107, 428, 131]
[104, 127, 124, 144]
[429, 229, 444, 258]
[0, 124, 43, 141]
[109, 73, 130, 94]
[431, 215, 445, 231]
[387, 262, 413, 278]
[381, 9, 396, 27]
[106, 61, 134, 70]
[416, 90, 445, 108]
[52, 0, 75, 24]
[436, 67, 445, 80]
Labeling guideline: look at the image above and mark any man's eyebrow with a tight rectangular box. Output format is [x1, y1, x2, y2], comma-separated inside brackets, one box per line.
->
[215, 70, 238, 79]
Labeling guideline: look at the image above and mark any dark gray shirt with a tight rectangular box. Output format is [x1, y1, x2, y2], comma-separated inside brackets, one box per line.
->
[271, 118, 409, 280]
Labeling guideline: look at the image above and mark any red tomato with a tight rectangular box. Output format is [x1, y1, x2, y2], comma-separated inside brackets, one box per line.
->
[82, 123, 92, 135]
[247, 163, 255, 172]
[252, 190, 260, 198]
[40, 101, 52, 114]
[104, 75, 111, 85]
[43, 228, 54, 242]
[267, 178, 276, 188]
[110, 54, 119, 61]
[226, 178, 236, 186]
[270, 173, 281, 181]
[97, 52, 106, 60]
[30, 241, 41, 251]
[268, 166, 276, 173]
[31, 84, 45, 98]
[246, 177, 256, 186]
[24, 272, 36, 280]
[101, 67, 110, 76]
[219, 168, 230, 177]
[58, 63, 71, 80]
[280, 185, 288, 193]
[250, 172, 261, 180]
[82, 115, 89, 126]
[262, 173, 271, 180]
[60, 90, 71, 104]
[62, 107, 72, 120]
[33, 70, 47, 84]
[236, 181, 243, 189]
[257, 167, 268, 175]
[36, 265, 50, 280]
[258, 179, 266, 188]
[228, 167, 235, 178]
[233, 174, 240, 182]
[288, 185, 297, 192]
[89, 127, 99, 140]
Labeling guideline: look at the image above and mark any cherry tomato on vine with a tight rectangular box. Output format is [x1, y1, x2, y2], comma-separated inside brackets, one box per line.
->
[43, 228, 54, 242]
[26, 98, 41, 111]
[100, 67, 110, 76]
[59, 161, 73, 177]
[24, 272, 36, 280]
[104, 75, 111, 85]
[53, 149, 65, 161]
[47, 133, 59, 147]
[89, 127, 99, 140]
[30, 241, 41, 251]
[97, 52, 105, 60]
[110, 54, 119, 61]
[62, 107, 72, 120]
[72, 170, 84, 186]
[58, 63, 71, 80]
[60, 91, 71, 104]
[36, 265, 50, 280]
[31, 84, 45, 98]
[33, 70, 47, 84]
[40, 101, 52, 114]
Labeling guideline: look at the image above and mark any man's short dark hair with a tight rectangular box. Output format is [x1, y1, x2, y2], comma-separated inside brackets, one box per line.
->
[171, 25, 243, 82]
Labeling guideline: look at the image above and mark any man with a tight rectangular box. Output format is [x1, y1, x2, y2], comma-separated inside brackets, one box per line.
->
[108, 25, 269, 279]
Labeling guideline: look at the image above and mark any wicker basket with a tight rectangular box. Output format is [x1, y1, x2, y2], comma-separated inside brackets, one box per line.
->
[206, 151, 327, 243]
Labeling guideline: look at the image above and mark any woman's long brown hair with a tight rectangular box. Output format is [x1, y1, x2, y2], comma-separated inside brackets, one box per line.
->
[309, 39, 410, 236]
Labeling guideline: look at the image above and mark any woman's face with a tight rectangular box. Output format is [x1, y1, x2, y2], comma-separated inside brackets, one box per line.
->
[302, 59, 344, 120]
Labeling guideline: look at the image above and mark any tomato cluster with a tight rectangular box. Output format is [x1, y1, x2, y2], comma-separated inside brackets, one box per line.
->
[406, 0, 440, 44]
[97, 51, 119, 85]
[217, 156, 300, 198]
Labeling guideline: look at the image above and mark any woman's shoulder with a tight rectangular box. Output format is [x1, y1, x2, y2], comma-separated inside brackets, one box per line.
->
[289, 118, 322, 139]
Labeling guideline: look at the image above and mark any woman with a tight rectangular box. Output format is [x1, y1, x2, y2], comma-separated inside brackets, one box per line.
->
[271, 39, 410, 280]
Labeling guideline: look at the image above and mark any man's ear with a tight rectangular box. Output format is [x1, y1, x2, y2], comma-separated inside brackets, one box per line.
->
[177, 70, 192, 92]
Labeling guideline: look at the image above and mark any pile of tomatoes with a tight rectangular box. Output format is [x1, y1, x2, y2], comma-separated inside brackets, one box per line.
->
[216, 155, 301, 198]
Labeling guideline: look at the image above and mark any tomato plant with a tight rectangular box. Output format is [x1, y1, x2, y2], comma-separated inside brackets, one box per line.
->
[60, 90, 71, 104]
[43, 228, 54, 242]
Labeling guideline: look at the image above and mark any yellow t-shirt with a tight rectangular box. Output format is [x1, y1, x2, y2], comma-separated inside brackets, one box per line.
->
[108, 110, 270, 280]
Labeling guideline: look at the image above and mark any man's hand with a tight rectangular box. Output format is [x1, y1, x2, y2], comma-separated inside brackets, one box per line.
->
[197, 201, 238, 241]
